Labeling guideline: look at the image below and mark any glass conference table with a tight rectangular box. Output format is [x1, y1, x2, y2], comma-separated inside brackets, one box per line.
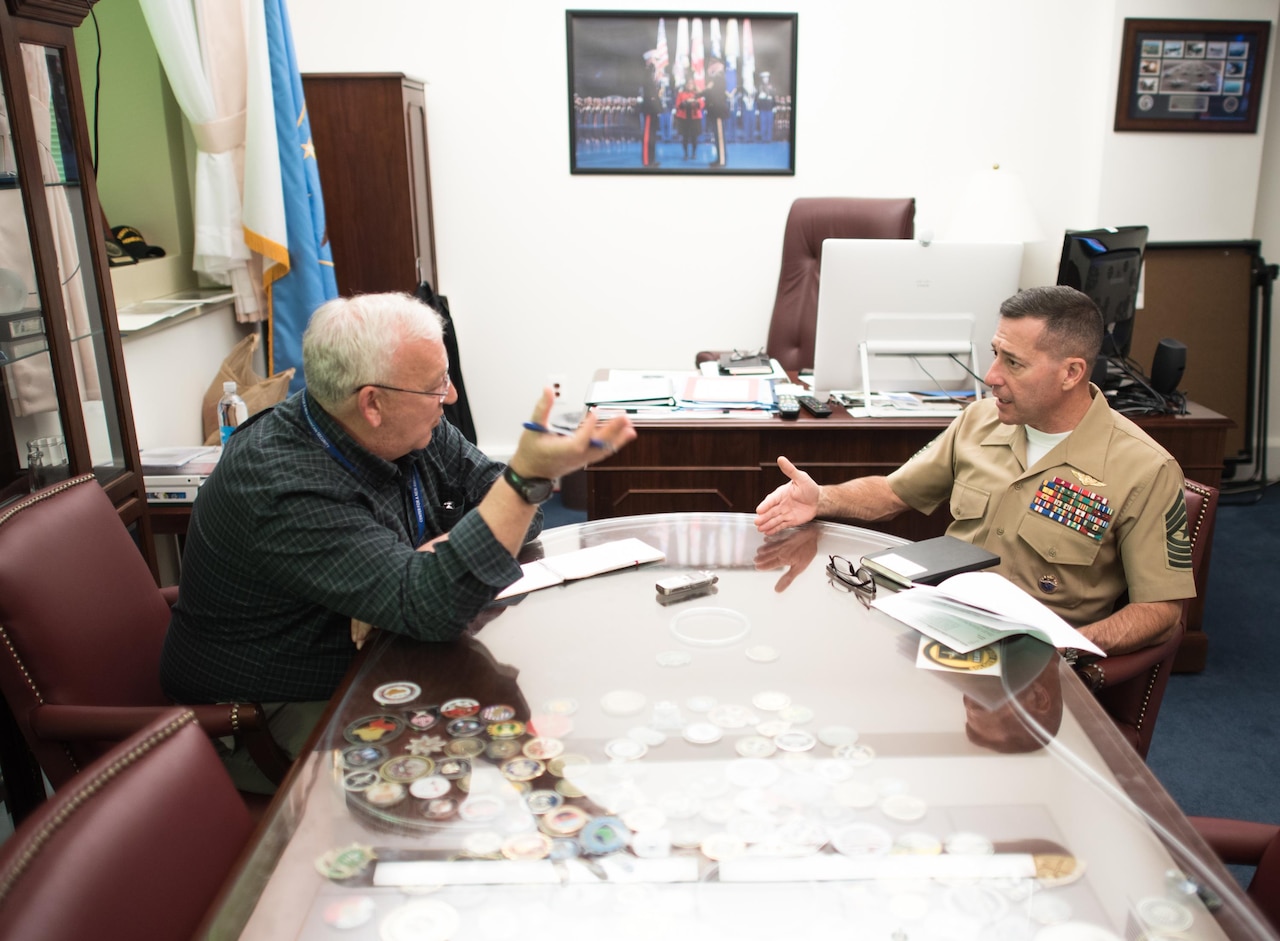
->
[204, 514, 1272, 940]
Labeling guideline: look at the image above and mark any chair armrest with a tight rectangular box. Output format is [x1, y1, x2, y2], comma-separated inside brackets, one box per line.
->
[1073, 622, 1184, 691]
[31, 702, 290, 786]
[1190, 816, 1280, 866]
[30, 702, 268, 740]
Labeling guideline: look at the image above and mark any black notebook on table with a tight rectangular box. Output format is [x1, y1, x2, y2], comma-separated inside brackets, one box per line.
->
[860, 535, 1000, 588]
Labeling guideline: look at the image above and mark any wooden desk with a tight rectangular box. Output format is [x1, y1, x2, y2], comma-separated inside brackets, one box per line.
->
[202, 515, 1267, 940]
[586, 399, 1231, 673]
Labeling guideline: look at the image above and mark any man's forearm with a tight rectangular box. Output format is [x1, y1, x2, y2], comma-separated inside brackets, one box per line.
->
[1078, 599, 1183, 655]
[818, 475, 911, 521]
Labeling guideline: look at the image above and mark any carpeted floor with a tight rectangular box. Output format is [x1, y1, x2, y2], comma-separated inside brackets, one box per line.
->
[1146, 480, 1280, 889]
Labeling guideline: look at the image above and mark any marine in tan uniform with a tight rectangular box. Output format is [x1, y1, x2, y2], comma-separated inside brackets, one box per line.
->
[755, 285, 1194, 654]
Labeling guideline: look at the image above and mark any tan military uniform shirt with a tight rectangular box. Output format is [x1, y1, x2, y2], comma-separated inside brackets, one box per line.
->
[887, 388, 1195, 628]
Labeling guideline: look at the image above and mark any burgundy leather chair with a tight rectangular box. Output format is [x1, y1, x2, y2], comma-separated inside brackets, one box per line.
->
[697, 196, 916, 373]
[0, 708, 251, 940]
[0, 475, 288, 821]
[1188, 816, 1280, 930]
[1076, 479, 1219, 759]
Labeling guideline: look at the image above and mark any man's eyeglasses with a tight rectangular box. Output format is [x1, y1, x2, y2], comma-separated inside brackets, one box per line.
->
[357, 373, 451, 399]
[826, 555, 876, 595]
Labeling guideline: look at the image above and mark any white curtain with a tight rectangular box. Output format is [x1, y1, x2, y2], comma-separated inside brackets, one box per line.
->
[138, 0, 280, 323]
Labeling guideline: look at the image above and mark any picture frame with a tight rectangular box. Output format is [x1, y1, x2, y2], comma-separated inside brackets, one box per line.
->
[566, 10, 797, 175]
[1114, 18, 1271, 133]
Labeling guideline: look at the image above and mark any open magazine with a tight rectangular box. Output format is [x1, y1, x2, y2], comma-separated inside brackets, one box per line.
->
[871, 570, 1105, 657]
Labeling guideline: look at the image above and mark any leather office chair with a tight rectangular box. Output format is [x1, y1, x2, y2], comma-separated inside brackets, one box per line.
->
[697, 196, 916, 373]
[1188, 815, 1280, 930]
[1076, 479, 1219, 759]
[0, 474, 289, 822]
[0, 708, 252, 940]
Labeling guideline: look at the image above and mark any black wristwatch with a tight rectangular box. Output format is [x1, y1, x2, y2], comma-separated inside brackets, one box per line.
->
[503, 466, 554, 505]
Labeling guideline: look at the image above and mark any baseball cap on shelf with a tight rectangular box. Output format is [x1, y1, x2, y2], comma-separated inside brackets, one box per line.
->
[109, 226, 166, 263]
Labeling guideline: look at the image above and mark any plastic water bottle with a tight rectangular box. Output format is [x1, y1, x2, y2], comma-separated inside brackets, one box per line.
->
[217, 381, 248, 446]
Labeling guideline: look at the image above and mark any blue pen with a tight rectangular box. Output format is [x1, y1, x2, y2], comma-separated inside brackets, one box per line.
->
[523, 421, 607, 449]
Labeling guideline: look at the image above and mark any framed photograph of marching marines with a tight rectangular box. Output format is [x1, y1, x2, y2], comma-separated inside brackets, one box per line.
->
[1114, 18, 1271, 133]
[566, 10, 798, 175]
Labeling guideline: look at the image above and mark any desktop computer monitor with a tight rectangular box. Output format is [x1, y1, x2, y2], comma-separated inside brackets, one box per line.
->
[810, 239, 1024, 397]
[1055, 225, 1148, 365]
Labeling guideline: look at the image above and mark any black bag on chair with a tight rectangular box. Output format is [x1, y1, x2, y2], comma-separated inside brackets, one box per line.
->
[415, 281, 478, 445]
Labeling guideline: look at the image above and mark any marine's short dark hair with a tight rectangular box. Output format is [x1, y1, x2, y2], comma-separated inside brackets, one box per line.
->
[999, 285, 1104, 362]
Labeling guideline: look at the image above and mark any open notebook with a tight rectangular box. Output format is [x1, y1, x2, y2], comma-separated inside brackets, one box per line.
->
[496, 537, 665, 599]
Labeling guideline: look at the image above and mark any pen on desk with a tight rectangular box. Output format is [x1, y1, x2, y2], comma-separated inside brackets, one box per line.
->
[522, 421, 607, 449]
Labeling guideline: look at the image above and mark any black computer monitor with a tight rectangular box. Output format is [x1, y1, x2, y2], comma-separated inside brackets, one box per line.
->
[1055, 225, 1148, 363]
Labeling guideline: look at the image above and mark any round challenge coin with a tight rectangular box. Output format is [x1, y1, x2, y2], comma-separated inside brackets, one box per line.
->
[540, 804, 590, 836]
[600, 689, 647, 716]
[379, 899, 460, 941]
[501, 757, 545, 782]
[315, 843, 376, 880]
[440, 697, 480, 718]
[831, 822, 894, 857]
[363, 781, 406, 808]
[322, 895, 375, 929]
[380, 755, 434, 783]
[443, 738, 485, 759]
[344, 714, 405, 745]
[446, 717, 485, 738]
[523, 737, 565, 760]
[1135, 897, 1194, 932]
[343, 769, 380, 792]
[880, 793, 928, 822]
[480, 703, 516, 722]
[341, 744, 388, 770]
[409, 775, 451, 800]
[487, 720, 526, 739]
[682, 722, 722, 745]
[579, 815, 631, 855]
[373, 681, 421, 705]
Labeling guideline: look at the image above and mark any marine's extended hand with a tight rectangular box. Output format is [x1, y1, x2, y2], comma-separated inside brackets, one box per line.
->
[753, 525, 820, 592]
[754, 456, 821, 535]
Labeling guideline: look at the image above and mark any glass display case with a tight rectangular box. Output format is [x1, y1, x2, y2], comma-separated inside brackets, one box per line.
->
[0, 1, 153, 570]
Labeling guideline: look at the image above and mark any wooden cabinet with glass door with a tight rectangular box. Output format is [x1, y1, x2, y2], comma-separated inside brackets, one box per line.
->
[0, 1, 154, 571]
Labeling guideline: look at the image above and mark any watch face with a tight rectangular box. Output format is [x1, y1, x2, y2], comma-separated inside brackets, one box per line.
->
[526, 477, 554, 504]
[506, 467, 554, 504]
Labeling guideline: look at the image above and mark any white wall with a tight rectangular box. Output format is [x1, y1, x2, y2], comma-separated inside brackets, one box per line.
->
[289, 0, 1280, 463]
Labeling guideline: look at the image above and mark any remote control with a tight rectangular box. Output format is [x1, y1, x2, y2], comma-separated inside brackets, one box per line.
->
[777, 395, 801, 420]
[798, 395, 832, 418]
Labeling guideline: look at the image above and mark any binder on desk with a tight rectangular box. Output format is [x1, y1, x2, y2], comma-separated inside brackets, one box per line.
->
[585, 378, 677, 408]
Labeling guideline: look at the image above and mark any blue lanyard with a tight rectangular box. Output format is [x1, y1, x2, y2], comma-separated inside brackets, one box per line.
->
[302, 394, 426, 546]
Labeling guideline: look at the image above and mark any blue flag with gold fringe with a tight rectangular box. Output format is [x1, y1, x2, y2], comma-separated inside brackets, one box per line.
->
[264, 0, 337, 392]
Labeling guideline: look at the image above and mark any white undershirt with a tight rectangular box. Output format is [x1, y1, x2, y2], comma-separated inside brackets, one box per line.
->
[1026, 425, 1071, 467]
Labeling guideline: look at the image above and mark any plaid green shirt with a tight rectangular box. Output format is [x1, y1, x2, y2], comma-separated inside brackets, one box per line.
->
[160, 391, 538, 702]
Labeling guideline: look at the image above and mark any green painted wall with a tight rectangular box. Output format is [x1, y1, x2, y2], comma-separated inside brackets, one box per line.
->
[74, 0, 192, 260]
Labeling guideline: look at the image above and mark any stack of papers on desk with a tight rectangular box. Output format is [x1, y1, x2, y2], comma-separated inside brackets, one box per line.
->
[679, 376, 775, 409]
